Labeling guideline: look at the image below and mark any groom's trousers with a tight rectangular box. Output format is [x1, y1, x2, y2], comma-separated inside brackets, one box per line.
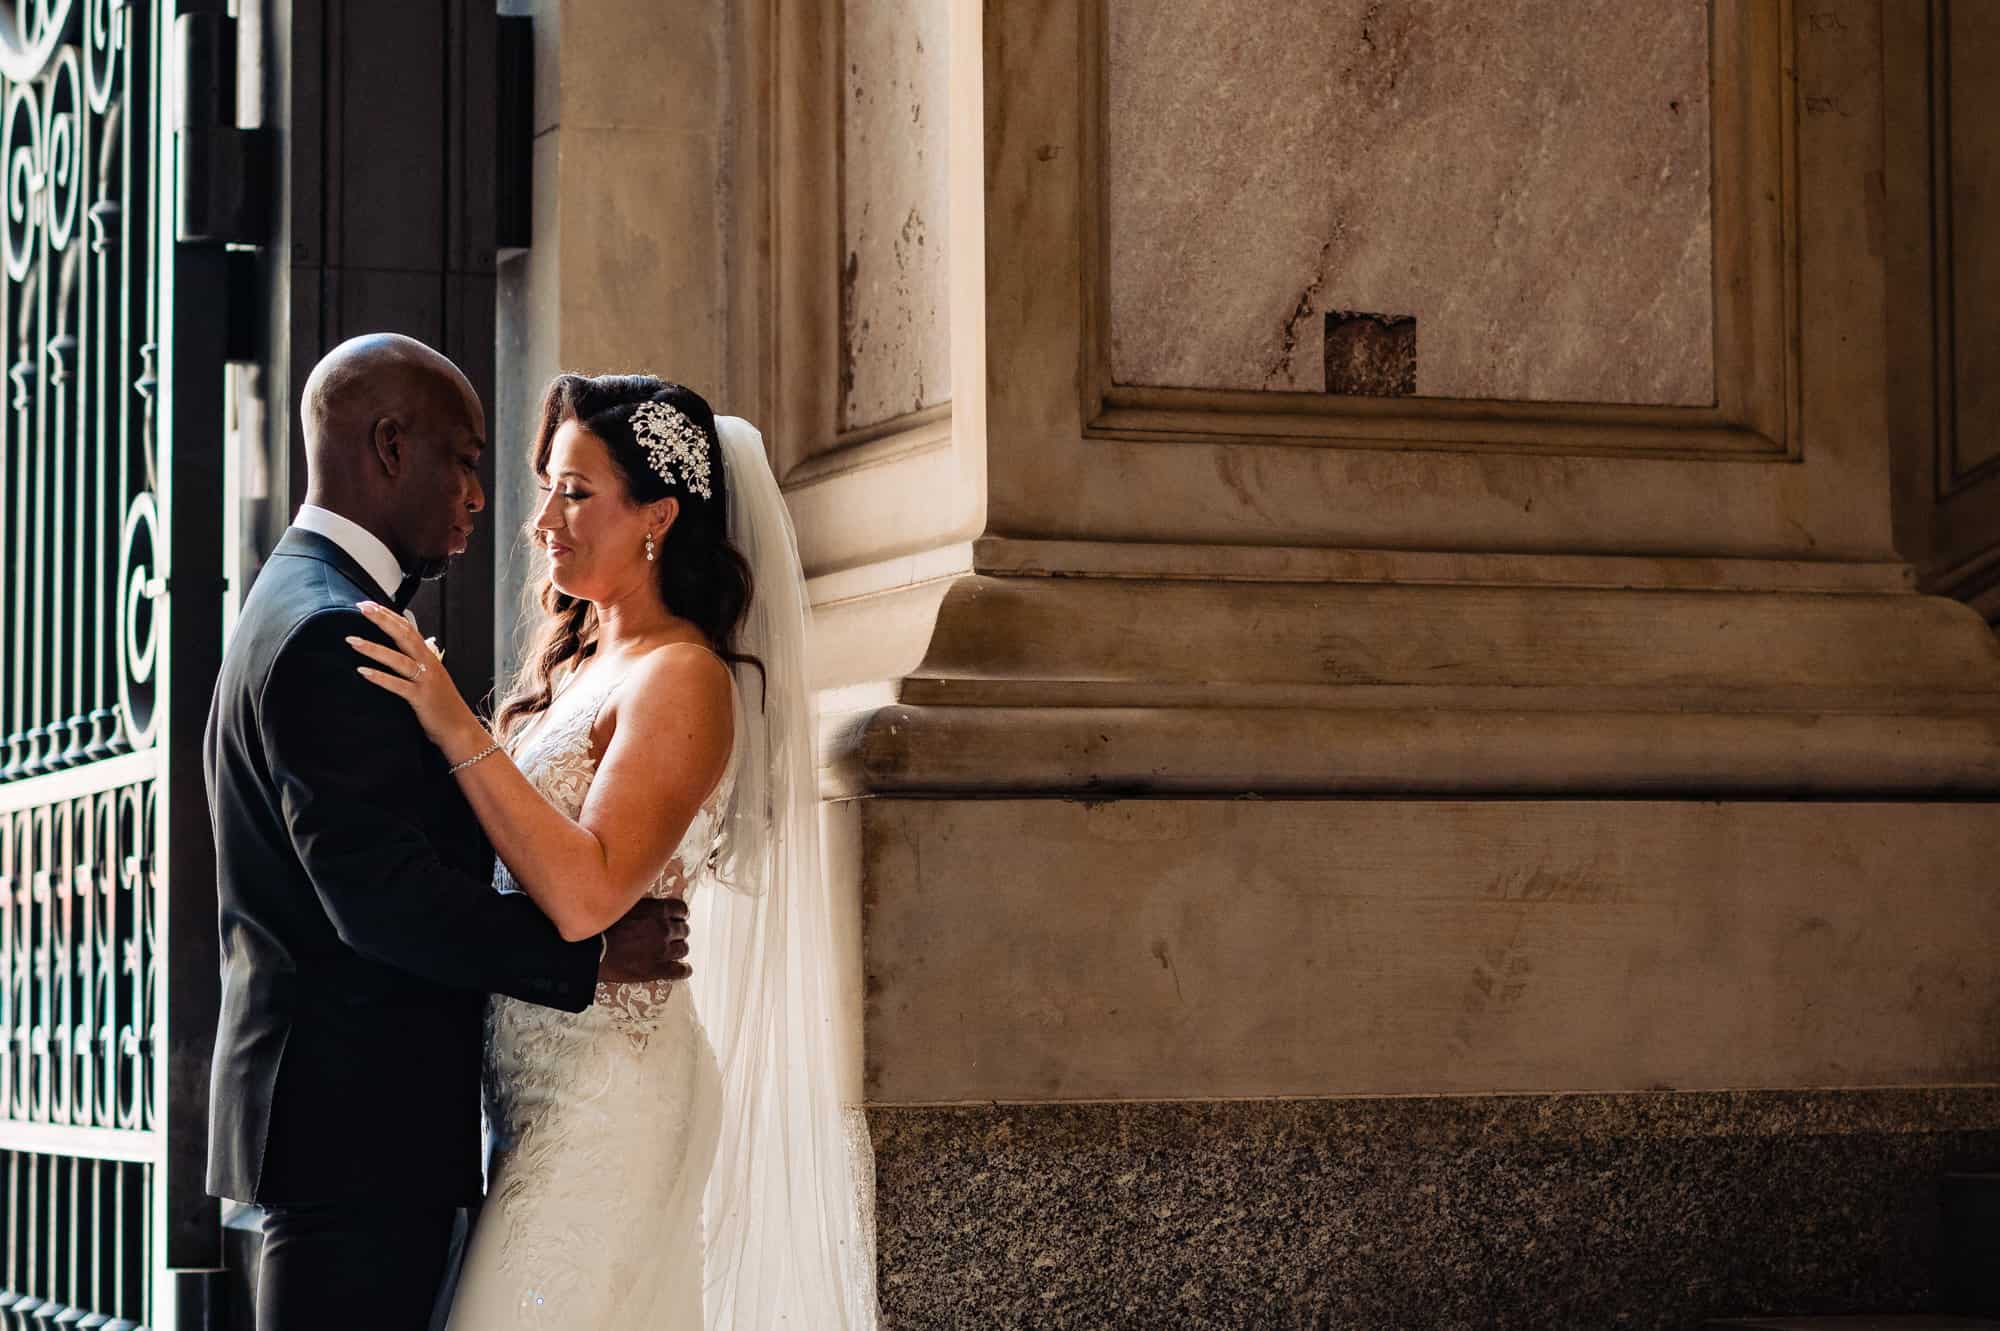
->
[255, 1202, 460, 1331]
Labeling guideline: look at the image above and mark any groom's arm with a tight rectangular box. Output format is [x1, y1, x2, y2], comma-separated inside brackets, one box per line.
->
[261, 609, 601, 1011]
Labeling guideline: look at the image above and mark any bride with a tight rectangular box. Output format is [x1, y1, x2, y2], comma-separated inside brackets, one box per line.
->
[347, 375, 876, 1328]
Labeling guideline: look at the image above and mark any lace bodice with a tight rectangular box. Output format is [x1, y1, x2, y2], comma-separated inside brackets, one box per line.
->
[495, 660, 736, 1024]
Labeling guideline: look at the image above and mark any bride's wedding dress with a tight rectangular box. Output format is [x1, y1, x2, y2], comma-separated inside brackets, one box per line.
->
[445, 415, 876, 1329]
[444, 665, 738, 1329]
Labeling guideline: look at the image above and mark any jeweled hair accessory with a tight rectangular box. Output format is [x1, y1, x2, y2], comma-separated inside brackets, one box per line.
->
[630, 400, 715, 501]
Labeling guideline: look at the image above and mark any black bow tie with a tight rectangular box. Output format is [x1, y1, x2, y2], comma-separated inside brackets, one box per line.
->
[391, 572, 423, 613]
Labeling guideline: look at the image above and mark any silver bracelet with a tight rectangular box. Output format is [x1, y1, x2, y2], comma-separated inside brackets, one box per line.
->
[448, 739, 502, 776]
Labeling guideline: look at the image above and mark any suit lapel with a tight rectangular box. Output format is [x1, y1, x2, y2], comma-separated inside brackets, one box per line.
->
[269, 527, 397, 606]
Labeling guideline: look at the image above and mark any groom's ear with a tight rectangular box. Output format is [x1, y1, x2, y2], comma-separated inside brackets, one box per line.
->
[370, 414, 406, 477]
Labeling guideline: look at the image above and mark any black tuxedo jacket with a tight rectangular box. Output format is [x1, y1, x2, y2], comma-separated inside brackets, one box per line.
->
[203, 528, 598, 1204]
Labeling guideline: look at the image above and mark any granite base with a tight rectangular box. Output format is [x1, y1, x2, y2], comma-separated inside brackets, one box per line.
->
[869, 1089, 2000, 1330]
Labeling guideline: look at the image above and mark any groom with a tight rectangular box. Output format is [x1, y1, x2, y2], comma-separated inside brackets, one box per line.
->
[203, 334, 692, 1331]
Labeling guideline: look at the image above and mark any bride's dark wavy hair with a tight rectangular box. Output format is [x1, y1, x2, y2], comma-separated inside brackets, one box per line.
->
[495, 373, 758, 738]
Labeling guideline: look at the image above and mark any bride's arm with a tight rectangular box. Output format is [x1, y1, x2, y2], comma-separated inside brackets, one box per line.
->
[455, 646, 733, 940]
[349, 603, 735, 941]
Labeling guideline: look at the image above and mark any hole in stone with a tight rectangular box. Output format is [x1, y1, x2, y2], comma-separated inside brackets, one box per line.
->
[1324, 311, 1416, 397]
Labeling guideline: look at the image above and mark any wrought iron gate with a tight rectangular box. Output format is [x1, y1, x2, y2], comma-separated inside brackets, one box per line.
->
[0, 1, 238, 1326]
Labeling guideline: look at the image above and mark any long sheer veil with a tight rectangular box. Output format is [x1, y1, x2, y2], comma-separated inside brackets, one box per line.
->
[690, 416, 879, 1329]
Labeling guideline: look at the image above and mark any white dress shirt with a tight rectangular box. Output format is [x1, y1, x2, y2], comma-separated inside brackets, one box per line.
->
[292, 504, 407, 603]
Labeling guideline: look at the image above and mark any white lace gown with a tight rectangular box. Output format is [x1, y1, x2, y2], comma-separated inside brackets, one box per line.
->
[445, 667, 737, 1329]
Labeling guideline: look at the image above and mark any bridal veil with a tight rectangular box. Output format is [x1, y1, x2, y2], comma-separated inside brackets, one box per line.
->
[688, 416, 879, 1329]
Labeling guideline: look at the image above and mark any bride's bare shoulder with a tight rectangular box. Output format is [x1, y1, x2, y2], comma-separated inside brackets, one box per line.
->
[603, 640, 734, 741]
[580, 643, 735, 862]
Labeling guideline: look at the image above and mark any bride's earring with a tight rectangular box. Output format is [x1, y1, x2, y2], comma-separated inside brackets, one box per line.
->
[644, 532, 657, 563]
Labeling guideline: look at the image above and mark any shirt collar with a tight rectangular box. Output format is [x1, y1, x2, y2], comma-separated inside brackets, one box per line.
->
[291, 504, 406, 601]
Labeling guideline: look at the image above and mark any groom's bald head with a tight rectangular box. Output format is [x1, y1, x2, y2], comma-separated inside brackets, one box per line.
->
[300, 333, 487, 567]
[302, 333, 474, 469]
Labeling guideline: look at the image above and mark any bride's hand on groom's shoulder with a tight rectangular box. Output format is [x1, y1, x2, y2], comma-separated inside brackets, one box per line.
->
[347, 601, 491, 760]
[599, 896, 693, 985]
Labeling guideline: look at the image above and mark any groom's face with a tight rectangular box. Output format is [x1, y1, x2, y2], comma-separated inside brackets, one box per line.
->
[394, 377, 488, 563]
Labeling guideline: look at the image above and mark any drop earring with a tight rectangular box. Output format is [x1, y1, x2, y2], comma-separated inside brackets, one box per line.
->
[644, 532, 656, 562]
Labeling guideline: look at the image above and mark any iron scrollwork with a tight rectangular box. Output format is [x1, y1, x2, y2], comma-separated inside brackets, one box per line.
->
[0, 1, 160, 1324]
[0, 774, 155, 1133]
[0, 2, 78, 88]
[0, 0, 155, 782]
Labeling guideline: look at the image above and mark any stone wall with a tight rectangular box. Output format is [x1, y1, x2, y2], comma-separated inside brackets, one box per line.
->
[841, 0, 952, 430]
[515, 1, 2000, 1324]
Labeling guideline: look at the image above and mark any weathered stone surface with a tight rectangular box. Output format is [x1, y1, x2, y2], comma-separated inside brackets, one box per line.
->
[559, 0, 721, 135]
[860, 797, 2000, 1104]
[841, 0, 951, 431]
[870, 1090, 2000, 1330]
[1106, 0, 1714, 404]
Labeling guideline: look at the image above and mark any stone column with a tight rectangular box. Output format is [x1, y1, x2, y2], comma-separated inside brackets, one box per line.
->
[778, 1, 2000, 1324]
[516, 0, 2000, 1323]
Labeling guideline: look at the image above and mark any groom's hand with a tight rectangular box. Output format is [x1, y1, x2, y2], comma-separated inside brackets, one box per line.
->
[599, 896, 693, 985]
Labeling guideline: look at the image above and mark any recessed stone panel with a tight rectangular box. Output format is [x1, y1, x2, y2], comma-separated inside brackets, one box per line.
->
[840, 0, 951, 432]
[1948, 0, 2000, 479]
[1106, 0, 1715, 405]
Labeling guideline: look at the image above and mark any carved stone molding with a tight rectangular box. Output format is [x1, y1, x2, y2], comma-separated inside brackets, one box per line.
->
[981, 0, 1892, 559]
[813, 564, 2000, 797]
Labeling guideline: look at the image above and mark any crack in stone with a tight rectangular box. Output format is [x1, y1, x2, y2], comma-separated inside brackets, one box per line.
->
[839, 249, 860, 422]
[1263, 237, 1337, 390]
